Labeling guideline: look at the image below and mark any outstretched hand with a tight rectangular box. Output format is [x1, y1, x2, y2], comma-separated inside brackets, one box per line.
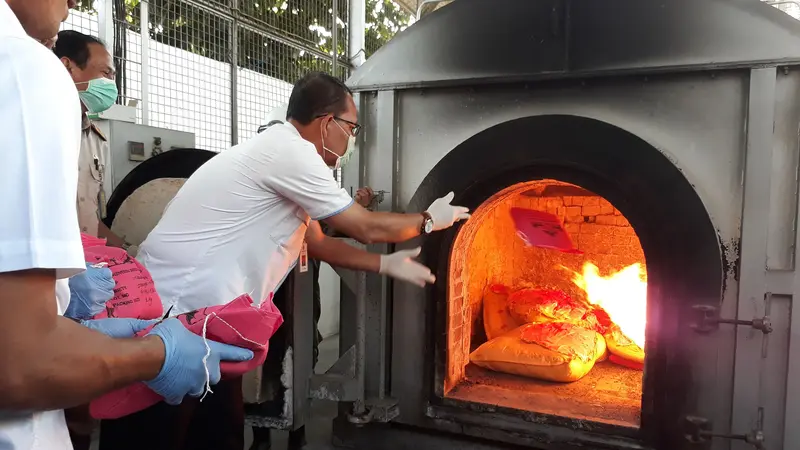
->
[379, 247, 436, 287]
[426, 192, 471, 231]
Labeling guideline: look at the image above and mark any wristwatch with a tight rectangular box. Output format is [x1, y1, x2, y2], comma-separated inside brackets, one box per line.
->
[421, 211, 434, 234]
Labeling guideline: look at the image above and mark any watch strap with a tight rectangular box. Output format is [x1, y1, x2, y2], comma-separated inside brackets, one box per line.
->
[421, 211, 433, 234]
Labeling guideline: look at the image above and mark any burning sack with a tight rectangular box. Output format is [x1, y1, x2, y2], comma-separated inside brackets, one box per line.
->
[482, 284, 521, 340]
[470, 322, 606, 382]
[506, 288, 611, 334]
[80, 233, 162, 320]
[89, 294, 284, 419]
[604, 325, 645, 370]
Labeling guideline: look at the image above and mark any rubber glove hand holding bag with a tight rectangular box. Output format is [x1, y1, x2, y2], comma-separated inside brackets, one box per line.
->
[144, 318, 255, 404]
[65, 263, 115, 320]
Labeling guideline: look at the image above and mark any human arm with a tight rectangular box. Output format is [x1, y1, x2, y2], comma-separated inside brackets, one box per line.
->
[354, 186, 375, 208]
[305, 221, 435, 287]
[305, 221, 380, 272]
[0, 271, 254, 410]
[267, 140, 465, 244]
[323, 192, 471, 245]
[98, 221, 127, 248]
[0, 270, 166, 410]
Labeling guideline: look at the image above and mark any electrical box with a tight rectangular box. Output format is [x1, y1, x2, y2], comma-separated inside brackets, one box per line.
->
[93, 119, 196, 199]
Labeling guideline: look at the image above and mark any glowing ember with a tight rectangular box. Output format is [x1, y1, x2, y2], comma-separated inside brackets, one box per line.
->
[568, 263, 647, 349]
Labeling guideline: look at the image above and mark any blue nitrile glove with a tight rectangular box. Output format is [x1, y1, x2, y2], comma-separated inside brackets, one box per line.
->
[65, 263, 115, 320]
[81, 318, 157, 338]
[144, 318, 254, 405]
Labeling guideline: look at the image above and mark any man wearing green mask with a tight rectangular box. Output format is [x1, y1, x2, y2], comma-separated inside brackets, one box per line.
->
[53, 30, 131, 253]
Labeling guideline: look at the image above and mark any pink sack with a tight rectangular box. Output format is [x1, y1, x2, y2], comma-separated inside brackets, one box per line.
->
[89, 293, 283, 419]
[80, 233, 163, 320]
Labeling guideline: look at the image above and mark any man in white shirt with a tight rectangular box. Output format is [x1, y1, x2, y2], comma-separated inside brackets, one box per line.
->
[100, 72, 471, 450]
[0, 2, 255, 449]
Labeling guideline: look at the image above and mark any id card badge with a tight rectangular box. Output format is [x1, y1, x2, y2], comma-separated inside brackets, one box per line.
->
[299, 241, 309, 273]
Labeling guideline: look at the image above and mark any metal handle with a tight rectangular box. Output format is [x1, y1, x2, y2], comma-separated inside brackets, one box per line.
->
[690, 305, 773, 334]
[684, 414, 766, 450]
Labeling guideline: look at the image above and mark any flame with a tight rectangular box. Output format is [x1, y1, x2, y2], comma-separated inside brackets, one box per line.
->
[569, 262, 647, 349]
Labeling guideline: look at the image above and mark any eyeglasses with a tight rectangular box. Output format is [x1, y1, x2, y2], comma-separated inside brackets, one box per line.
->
[317, 114, 361, 137]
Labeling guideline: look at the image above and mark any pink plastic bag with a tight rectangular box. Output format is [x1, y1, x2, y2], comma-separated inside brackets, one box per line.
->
[80, 233, 163, 320]
[89, 293, 283, 419]
[509, 207, 583, 254]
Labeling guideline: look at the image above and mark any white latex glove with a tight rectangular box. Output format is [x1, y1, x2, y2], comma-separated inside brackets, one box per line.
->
[379, 247, 436, 287]
[425, 192, 471, 231]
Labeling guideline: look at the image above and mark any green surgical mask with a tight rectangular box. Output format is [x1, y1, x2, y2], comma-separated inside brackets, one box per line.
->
[76, 78, 118, 114]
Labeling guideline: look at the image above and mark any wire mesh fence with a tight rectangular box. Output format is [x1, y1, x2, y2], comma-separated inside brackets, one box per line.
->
[61, 7, 100, 35]
[61, 0, 411, 151]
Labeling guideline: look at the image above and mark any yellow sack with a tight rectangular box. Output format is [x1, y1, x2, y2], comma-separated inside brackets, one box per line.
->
[604, 325, 645, 366]
[482, 284, 521, 340]
[470, 322, 606, 382]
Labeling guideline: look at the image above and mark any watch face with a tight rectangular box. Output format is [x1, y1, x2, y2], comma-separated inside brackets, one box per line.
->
[424, 219, 434, 234]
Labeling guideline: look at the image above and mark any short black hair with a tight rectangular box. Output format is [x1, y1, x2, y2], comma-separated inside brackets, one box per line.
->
[286, 72, 352, 125]
[53, 30, 106, 69]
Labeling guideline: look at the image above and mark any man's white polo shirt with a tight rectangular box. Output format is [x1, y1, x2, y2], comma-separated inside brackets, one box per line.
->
[0, 2, 86, 449]
[138, 122, 353, 314]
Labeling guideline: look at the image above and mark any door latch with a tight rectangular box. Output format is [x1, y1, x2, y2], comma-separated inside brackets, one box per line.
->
[690, 305, 773, 334]
[684, 414, 765, 450]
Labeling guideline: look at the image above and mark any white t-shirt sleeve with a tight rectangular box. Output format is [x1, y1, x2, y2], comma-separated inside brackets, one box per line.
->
[0, 36, 85, 278]
[269, 135, 354, 221]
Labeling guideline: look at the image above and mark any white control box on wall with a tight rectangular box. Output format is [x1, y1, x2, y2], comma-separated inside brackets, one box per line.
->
[94, 119, 196, 200]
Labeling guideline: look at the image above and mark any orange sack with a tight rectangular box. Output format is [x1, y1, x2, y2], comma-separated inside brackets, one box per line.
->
[506, 288, 611, 334]
[470, 322, 606, 382]
[482, 284, 521, 340]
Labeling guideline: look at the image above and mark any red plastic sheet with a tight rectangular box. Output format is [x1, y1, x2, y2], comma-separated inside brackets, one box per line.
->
[89, 293, 283, 419]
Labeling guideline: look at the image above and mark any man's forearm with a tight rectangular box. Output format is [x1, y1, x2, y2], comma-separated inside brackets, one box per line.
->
[0, 317, 164, 411]
[307, 235, 381, 272]
[364, 212, 424, 244]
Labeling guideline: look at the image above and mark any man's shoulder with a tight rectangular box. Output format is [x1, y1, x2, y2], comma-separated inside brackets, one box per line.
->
[1, 33, 69, 77]
[0, 34, 78, 110]
[87, 122, 108, 141]
[261, 123, 313, 148]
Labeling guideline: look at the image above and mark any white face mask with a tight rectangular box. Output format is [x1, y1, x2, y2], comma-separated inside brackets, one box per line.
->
[323, 119, 356, 170]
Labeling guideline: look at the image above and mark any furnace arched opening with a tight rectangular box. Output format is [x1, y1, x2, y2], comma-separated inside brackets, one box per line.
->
[447, 179, 647, 427]
[406, 115, 723, 442]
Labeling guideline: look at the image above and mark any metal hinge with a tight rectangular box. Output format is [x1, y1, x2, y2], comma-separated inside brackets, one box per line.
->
[684, 412, 766, 449]
[690, 305, 773, 334]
